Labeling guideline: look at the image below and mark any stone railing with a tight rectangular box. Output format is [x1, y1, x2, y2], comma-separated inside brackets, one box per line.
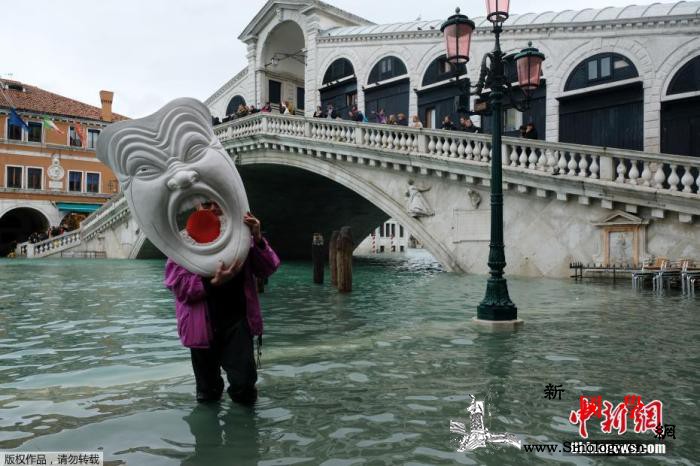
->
[16, 230, 82, 258]
[80, 193, 129, 241]
[215, 113, 700, 219]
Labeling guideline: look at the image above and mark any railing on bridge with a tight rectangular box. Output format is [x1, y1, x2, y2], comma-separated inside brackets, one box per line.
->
[215, 113, 700, 200]
[16, 230, 82, 258]
[15, 112, 700, 260]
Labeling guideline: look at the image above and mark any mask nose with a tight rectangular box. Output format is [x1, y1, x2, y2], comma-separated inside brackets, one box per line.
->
[166, 170, 199, 190]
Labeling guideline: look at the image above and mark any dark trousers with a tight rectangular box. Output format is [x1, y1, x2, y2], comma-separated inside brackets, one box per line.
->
[190, 320, 257, 403]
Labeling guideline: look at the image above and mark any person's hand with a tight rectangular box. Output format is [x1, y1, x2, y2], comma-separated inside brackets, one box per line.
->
[210, 260, 242, 286]
[244, 212, 262, 242]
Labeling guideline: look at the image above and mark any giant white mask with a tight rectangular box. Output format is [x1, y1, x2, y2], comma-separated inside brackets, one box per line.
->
[97, 98, 250, 276]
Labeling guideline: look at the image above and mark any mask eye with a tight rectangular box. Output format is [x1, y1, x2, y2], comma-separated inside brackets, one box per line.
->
[184, 142, 208, 162]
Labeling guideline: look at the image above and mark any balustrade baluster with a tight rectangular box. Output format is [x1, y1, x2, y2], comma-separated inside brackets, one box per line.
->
[449, 139, 458, 158]
[510, 145, 519, 166]
[481, 142, 490, 162]
[536, 148, 547, 171]
[519, 146, 529, 168]
[588, 154, 599, 179]
[668, 165, 680, 191]
[528, 147, 538, 170]
[568, 153, 578, 176]
[628, 160, 640, 185]
[615, 159, 627, 183]
[465, 141, 474, 160]
[578, 154, 589, 177]
[681, 166, 694, 193]
[653, 163, 666, 189]
[641, 161, 651, 186]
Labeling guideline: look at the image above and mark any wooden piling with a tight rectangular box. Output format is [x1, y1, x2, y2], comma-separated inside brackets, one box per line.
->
[329, 230, 339, 287]
[312, 233, 324, 284]
[336, 226, 353, 293]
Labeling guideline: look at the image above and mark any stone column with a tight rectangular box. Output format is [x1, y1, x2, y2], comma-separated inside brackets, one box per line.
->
[304, 21, 320, 117]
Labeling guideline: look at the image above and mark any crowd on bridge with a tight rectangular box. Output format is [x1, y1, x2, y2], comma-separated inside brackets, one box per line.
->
[213, 100, 540, 141]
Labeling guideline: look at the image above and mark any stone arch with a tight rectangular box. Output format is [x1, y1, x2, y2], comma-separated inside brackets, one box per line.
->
[225, 95, 247, 116]
[316, 50, 362, 90]
[0, 206, 51, 255]
[658, 36, 700, 97]
[359, 47, 415, 87]
[256, 16, 309, 68]
[237, 152, 462, 272]
[416, 44, 451, 84]
[554, 38, 654, 93]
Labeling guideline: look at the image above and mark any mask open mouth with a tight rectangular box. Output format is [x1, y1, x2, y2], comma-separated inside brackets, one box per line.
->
[176, 195, 228, 246]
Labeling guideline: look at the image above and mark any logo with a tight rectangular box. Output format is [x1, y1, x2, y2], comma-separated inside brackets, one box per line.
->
[450, 395, 521, 452]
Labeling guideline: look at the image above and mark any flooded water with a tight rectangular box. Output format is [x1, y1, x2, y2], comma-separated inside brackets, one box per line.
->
[0, 252, 697, 465]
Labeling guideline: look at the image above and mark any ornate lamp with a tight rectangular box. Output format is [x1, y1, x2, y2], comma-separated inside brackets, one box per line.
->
[441, 8, 476, 65]
[485, 0, 510, 24]
[514, 42, 545, 93]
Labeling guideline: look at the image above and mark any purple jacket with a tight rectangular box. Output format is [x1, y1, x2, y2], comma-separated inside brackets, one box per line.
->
[164, 237, 280, 348]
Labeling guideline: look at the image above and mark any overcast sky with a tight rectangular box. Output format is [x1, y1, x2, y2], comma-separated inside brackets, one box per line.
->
[1, 0, 679, 118]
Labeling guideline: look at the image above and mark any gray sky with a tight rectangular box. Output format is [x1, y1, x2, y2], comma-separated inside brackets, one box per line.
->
[1, 0, 679, 118]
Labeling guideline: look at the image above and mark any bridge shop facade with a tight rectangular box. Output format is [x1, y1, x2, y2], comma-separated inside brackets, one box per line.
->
[206, 0, 700, 158]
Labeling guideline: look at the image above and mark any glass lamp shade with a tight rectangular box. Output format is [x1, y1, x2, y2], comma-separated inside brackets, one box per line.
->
[515, 42, 545, 91]
[486, 0, 510, 23]
[440, 8, 476, 64]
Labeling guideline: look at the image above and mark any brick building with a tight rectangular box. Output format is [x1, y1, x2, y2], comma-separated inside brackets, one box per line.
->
[0, 79, 126, 255]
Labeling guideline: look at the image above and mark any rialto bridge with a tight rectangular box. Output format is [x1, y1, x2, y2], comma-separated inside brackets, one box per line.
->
[17, 113, 700, 277]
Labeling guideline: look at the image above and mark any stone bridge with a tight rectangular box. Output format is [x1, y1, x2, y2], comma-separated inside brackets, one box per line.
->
[19, 113, 700, 277]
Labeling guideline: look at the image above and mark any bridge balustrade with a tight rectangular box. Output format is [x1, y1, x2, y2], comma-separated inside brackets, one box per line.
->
[215, 113, 700, 199]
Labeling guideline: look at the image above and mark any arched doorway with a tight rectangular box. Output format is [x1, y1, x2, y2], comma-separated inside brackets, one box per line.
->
[225, 95, 247, 117]
[481, 58, 546, 138]
[417, 55, 467, 129]
[320, 58, 356, 119]
[661, 55, 700, 157]
[261, 21, 306, 113]
[364, 56, 409, 123]
[559, 53, 642, 150]
[0, 207, 50, 256]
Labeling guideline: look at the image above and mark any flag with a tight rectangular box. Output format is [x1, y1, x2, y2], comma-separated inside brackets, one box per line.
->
[42, 116, 64, 134]
[73, 122, 86, 148]
[9, 109, 29, 131]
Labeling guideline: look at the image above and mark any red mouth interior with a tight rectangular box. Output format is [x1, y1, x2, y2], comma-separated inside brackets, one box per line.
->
[186, 210, 221, 244]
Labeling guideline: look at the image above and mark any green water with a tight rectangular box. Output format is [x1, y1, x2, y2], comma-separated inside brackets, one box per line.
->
[0, 254, 697, 465]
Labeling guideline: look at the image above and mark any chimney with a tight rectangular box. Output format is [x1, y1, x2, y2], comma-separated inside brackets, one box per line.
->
[99, 90, 114, 122]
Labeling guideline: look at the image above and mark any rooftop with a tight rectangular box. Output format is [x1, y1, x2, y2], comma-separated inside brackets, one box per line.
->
[321, 1, 700, 36]
[0, 79, 127, 122]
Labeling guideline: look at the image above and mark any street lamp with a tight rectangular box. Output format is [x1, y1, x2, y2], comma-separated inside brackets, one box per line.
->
[441, 4, 545, 325]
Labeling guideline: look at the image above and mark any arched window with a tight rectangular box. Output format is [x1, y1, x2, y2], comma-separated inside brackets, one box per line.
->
[564, 53, 638, 91]
[225, 95, 246, 116]
[667, 56, 700, 95]
[323, 58, 355, 85]
[421, 56, 466, 87]
[368, 56, 407, 84]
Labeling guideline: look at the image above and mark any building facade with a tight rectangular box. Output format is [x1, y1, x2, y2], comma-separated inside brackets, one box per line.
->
[0, 81, 125, 255]
[206, 0, 700, 157]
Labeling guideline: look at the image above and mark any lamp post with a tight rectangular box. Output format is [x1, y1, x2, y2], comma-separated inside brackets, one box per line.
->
[441, 2, 545, 325]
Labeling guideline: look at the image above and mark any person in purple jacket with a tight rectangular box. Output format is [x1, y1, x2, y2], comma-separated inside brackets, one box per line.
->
[164, 202, 280, 405]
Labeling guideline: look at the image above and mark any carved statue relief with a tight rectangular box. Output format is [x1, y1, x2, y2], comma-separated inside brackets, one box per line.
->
[405, 179, 434, 218]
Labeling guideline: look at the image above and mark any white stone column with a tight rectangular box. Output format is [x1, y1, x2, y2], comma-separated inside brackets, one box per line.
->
[644, 78, 661, 153]
[304, 24, 319, 117]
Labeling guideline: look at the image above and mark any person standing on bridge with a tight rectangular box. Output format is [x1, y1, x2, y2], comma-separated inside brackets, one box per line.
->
[164, 203, 280, 405]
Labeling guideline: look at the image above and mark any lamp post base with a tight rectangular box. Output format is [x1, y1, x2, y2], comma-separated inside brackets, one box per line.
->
[476, 277, 518, 321]
[471, 317, 524, 330]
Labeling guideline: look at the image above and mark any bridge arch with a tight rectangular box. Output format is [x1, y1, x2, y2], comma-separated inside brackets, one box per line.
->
[234, 151, 462, 272]
[0, 207, 50, 256]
